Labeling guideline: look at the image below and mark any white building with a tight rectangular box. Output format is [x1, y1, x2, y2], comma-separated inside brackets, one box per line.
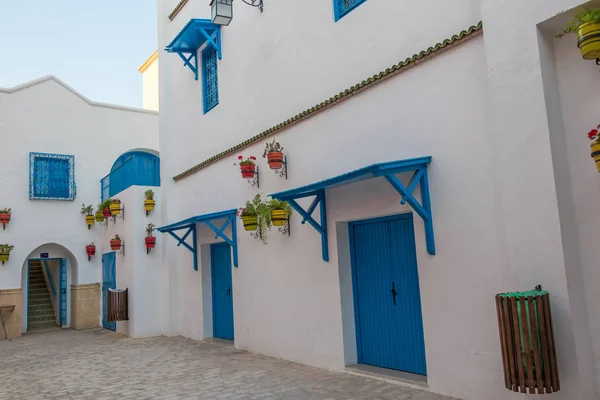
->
[154, 0, 600, 399]
[0, 76, 159, 337]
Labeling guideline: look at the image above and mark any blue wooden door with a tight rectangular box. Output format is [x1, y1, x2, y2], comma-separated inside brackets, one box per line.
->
[211, 243, 234, 340]
[59, 259, 68, 326]
[102, 252, 116, 331]
[350, 214, 426, 375]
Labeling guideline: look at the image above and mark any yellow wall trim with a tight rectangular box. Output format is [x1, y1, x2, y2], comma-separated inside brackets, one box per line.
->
[139, 50, 159, 73]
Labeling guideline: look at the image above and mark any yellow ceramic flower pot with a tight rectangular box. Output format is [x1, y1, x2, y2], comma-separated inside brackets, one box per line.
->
[85, 215, 95, 226]
[271, 210, 288, 226]
[242, 216, 258, 231]
[591, 141, 600, 172]
[578, 22, 600, 60]
[95, 212, 105, 223]
[109, 203, 121, 216]
[0, 252, 9, 263]
[144, 199, 156, 211]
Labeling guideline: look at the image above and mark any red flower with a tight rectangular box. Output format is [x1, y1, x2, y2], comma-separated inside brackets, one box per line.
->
[589, 129, 598, 140]
[249, 156, 256, 160]
[238, 155, 243, 160]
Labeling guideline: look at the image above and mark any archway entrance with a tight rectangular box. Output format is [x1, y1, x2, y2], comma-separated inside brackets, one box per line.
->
[21, 244, 78, 333]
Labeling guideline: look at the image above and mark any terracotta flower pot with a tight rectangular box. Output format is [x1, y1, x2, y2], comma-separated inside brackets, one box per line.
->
[271, 210, 288, 226]
[591, 141, 600, 172]
[109, 203, 121, 216]
[240, 164, 256, 179]
[85, 215, 95, 226]
[110, 239, 122, 251]
[102, 208, 112, 218]
[267, 152, 284, 170]
[86, 246, 96, 256]
[578, 22, 600, 60]
[95, 212, 104, 223]
[242, 216, 258, 231]
[145, 236, 156, 249]
[0, 252, 9, 263]
[0, 214, 11, 224]
[144, 199, 155, 211]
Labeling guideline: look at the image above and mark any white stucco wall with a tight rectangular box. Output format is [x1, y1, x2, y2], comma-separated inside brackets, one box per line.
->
[103, 185, 164, 338]
[157, 0, 600, 398]
[0, 76, 159, 333]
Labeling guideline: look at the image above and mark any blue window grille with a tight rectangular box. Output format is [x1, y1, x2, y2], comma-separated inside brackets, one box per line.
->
[202, 45, 219, 113]
[29, 152, 76, 201]
[100, 151, 160, 201]
[334, 0, 367, 21]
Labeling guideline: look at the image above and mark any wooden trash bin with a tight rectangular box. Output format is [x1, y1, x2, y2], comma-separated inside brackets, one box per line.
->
[108, 288, 129, 322]
[495, 289, 559, 394]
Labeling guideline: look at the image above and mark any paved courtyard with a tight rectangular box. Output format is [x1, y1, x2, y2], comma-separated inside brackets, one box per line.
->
[0, 329, 455, 399]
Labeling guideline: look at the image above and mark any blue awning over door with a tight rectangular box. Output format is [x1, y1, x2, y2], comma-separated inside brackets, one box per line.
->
[157, 209, 238, 270]
[270, 157, 435, 261]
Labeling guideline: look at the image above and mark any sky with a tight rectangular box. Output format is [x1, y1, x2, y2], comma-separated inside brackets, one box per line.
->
[0, 1, 157, 108]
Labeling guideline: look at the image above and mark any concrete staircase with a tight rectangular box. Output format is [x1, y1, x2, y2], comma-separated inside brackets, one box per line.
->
[28, 261, 58, 331]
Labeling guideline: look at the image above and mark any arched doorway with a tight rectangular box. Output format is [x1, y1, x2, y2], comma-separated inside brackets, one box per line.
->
[20, 243, 78, 332]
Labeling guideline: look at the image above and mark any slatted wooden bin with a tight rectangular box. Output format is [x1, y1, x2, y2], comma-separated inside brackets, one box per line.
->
[108, 288, 129, 322]
[495, 289, 559, 394]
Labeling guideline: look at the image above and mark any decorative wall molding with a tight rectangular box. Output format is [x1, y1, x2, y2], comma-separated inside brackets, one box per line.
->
[173, 22, 484, 182]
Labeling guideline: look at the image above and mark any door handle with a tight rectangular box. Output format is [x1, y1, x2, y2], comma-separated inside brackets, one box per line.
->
[226, 287, 231, 297]
[61, 289, 66, 294]
[391, 282, 397, 306]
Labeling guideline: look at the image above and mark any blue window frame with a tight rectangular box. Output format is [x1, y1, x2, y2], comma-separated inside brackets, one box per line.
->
[334, 0, 367, 21]
[202, 45, 219, 113]
[29, 152, 76, 201]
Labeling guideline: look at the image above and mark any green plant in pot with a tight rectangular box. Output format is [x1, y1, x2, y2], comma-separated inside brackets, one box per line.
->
[0, 244, 14, 264]
[145, 223, 156, 251]
[557, 8, 600, 60]
[0, 208, 11, 226]
[94, 204, 105, 223]
[99, 199, 112, 218]
[238, 194, 270, 243]
[269, 198, 292, 227]
[110, 198, 122, 216]
[262, 140, 285, 170]
[81, 204, 95, 228]
[144, 189, 156, 215]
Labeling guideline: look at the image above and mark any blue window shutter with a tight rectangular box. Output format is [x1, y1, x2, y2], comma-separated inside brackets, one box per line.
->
[202, 46, 219, 113]
[29, 153, 76, 201]
[334, 0, 367, 21]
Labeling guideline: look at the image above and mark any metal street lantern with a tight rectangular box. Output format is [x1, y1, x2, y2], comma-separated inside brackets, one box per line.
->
[211, 0, 233, 26]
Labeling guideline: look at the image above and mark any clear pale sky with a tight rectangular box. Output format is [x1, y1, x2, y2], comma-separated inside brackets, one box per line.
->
[0, 1, 157, 108]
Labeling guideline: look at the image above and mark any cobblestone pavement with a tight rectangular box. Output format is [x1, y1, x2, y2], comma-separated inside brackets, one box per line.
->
[0, 329, 456, 400]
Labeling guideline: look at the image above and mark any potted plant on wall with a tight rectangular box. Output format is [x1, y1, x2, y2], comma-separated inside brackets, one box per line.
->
[81, 204, 95, 228]
[238, 194, 270, 243]
[95, 204, 105, 223]
[0, 244, 14, 264]
[144, 190, 156, 215]
[145, 223, 156, 253]
[110, 198, 122, 216]
[557, 8, 600, 60]
[262, 140, 284, 170]
[236, 155, 257, 179]
[86, 242, 96, 261]
[588, 126, 600, 172]
[100, 199, 112, 218]
[0, 208, 11, 228]
[269, 198, 292, 227]
[110, 234, 122, 251]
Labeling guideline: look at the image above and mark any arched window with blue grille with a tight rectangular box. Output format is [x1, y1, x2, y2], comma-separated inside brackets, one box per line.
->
[101, 151, 160, 201]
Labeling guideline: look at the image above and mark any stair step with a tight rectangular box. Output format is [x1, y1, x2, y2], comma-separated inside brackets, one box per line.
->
[29, 278, 45, 283]
[28, 299, 52, 306]
[29, 284, 47, 290]
[29, 305, 54, 313]
[28, 321, 58, 331]
[29, 314, 56, 323]
[28, 310, 55, 319]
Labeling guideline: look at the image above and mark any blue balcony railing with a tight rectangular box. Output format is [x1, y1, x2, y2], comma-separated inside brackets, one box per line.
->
[101, 152, 160, 201]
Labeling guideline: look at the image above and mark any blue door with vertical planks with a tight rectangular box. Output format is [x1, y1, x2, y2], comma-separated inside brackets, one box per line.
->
[59, 259, 68, 326]
[102, 252, 116, 331]
[211, 243, 234, 340]
[350, 214, 427, 375]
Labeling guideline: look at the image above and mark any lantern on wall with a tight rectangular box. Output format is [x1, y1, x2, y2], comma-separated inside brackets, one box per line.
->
[211, 0, 233, 26]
